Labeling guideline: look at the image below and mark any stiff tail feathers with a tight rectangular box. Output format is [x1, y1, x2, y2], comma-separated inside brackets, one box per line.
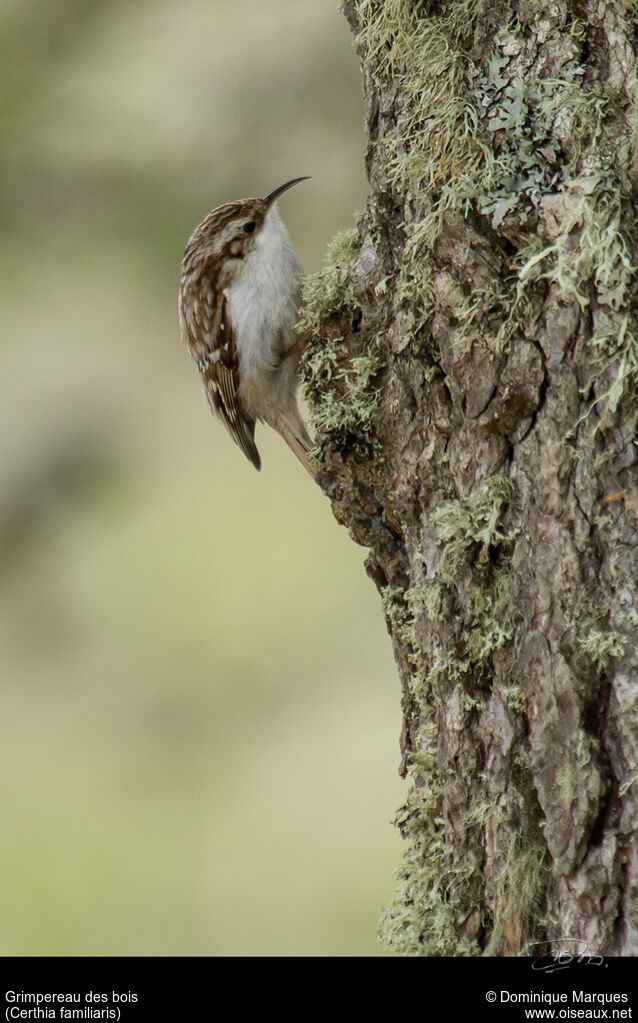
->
[276, 413, 316, 480]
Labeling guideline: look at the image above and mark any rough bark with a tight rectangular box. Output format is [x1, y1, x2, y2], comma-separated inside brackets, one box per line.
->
[300, 0, 638, 955]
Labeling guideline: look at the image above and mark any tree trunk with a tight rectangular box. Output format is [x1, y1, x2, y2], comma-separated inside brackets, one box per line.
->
[300, 0, 638, 955]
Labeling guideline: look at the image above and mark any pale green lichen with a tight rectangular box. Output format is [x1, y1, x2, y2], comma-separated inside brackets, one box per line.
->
[503, 684, 526, 714]
[430, 475, 516, 586]
[556, 764, 577, 810]
[430, 477, 518, 682]
[511, 81, 638, 414]
[351, 0, 638, 426]
[487, 835, 548, 956]
[304, 342, 382, 443]
[358, 0, 492, 195]
[578, 624, 626, 672]
[381, 582, 431, 690]
[299, 225, 384, 451]
[356, 0, 494, 329]
[518, 173, 635, 315]
[297, 227, 360, 337]
[539, 80, 616, 173]
[378, 474, 518, 955]
[378, 717, 480, 957]
[362, 4, 638, 385]
[465, 801, 547, 956]
[466, 565, 514, 663]
[478, 77, 616, 227]
[479, 68, 638, 390]
[378, 583, 473, 955]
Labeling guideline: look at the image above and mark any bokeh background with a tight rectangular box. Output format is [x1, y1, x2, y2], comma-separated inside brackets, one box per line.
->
[0, 0, 406, 955]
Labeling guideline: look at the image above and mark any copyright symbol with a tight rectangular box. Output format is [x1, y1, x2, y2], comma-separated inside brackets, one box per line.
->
[486, 991, 497, 1003]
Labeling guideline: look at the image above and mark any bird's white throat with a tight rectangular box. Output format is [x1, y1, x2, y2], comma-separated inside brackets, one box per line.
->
[227, 206, 303, 381]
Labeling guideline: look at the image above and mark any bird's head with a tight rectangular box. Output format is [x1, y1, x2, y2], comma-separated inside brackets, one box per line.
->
[181, 177, 309, 285]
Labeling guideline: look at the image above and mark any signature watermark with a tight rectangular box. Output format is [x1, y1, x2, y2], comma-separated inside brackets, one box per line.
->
[529, 938, 605, 974]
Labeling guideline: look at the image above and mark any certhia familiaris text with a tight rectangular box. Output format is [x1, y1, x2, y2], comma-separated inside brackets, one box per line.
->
[179, 177, 314, 477]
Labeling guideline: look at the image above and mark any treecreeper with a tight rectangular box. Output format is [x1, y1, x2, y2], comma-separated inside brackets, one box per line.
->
[179, 177, 315, 477]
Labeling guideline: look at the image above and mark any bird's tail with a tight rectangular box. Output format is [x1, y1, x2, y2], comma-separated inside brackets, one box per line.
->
[276, 409, 316, 480]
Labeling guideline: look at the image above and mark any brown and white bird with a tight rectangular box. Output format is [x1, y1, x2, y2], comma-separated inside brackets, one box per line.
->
[178, 177, 314, 476]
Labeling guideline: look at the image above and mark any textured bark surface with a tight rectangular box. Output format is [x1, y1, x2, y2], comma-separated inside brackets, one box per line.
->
[301, 0, 638, 955]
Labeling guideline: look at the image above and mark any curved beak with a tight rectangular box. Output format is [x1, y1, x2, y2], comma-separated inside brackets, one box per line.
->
[263, 176, 310, 209]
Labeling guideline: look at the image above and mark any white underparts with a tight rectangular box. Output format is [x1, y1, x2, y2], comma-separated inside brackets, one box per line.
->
[226, 206, 303, 422]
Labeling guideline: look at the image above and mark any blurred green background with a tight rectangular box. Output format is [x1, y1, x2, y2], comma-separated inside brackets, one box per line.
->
[0, 0, 405, 955]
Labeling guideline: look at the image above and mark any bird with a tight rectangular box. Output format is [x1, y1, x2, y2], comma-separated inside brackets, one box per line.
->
[178, 177, 314, 477]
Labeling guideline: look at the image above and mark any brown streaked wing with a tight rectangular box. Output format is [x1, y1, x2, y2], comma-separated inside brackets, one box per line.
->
[199, 291, 262, 470]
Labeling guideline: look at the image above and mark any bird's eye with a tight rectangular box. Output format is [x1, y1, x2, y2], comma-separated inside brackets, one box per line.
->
[242, 221, 256, 234]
